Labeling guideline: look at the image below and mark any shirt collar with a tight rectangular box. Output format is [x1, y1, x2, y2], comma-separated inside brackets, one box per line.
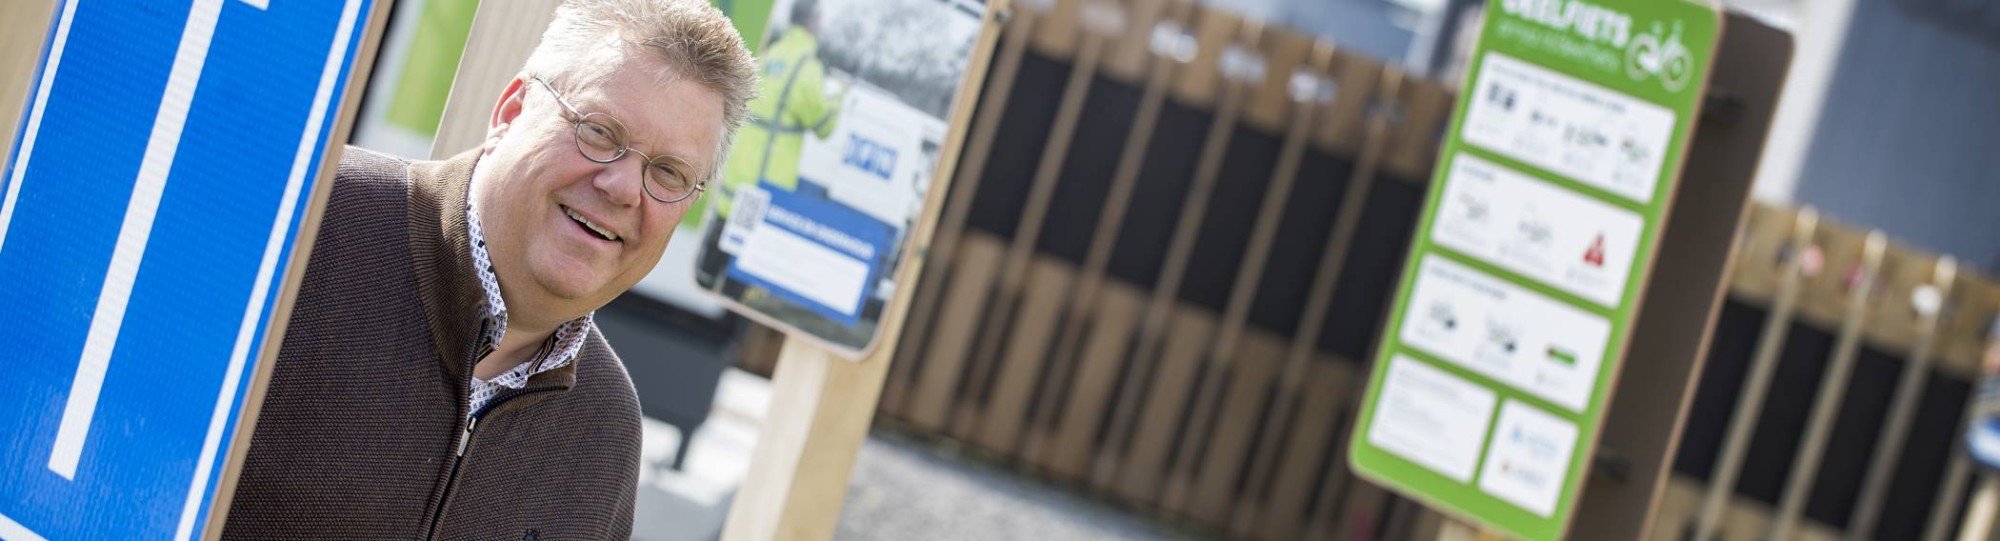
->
[465, 201, 594, 387]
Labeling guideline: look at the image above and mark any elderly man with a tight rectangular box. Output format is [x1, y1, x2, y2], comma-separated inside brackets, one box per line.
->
[219, 0, 755, 538]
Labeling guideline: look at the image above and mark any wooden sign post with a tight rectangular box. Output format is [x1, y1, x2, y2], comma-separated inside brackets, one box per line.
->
[719, 8, 1005, 536]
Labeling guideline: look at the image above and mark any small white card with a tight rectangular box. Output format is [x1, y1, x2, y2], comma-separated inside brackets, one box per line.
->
[1478, 400, 1580, 517]
[1368, 355, 1499, 483]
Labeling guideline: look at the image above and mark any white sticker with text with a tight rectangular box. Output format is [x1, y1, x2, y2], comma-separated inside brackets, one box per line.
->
[1461, 52, 1675, 204]
[1400, 255, 1611, 413]
[1433, 153, 1644, 308]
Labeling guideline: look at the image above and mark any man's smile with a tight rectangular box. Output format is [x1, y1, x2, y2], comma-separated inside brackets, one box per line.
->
[561, 205, 622, 243]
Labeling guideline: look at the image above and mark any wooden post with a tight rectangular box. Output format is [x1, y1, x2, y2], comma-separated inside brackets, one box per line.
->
[719, 2, 1007, 538]
[430, 0, 563, 158]
[0, 0, 59, 174]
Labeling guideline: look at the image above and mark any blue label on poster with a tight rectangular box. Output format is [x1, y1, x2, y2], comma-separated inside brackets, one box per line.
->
[726, 181, 894, 326]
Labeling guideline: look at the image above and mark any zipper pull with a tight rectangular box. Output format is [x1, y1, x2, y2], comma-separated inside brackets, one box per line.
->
[455, 417, 479, 457]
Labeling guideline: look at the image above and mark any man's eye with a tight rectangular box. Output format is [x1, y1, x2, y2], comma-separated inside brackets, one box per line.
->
[649, 164, 687, 191]
[577, 121, 619, 150]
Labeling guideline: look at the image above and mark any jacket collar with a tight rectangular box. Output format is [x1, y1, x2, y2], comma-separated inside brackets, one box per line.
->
[407, 150, 579, 393]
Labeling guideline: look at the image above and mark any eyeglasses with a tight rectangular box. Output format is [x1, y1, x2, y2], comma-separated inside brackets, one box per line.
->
[530, 76, 704, 204]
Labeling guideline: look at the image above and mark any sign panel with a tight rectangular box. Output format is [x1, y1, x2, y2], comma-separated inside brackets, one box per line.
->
[1349, 0, 1721, 538]
[694, 0, 989, 358]
[0, 0, 377, 538]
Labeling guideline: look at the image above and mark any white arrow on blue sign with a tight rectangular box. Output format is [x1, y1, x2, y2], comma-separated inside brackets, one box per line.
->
[0, 0, 372, 539]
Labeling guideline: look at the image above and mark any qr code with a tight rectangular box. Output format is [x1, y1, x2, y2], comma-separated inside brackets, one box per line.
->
[719, 186, 769, 255]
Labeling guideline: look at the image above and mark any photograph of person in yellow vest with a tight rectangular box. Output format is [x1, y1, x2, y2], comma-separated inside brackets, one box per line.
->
[694, 0, 984, 354]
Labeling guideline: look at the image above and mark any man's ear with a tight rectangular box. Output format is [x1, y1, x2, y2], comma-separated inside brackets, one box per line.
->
[483, 76, 530, 154]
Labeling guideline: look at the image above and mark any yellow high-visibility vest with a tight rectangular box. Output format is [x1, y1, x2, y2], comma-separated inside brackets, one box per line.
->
[711, 26, 841, 220]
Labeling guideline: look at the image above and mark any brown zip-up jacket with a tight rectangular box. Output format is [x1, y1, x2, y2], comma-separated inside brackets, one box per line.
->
[221, 148, 641, 540]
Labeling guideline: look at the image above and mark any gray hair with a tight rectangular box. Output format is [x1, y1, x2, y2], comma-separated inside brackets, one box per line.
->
[525, 0, 758, 184]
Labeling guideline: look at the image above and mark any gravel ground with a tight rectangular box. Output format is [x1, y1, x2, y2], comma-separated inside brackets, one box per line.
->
[835, 432, 1200, 541]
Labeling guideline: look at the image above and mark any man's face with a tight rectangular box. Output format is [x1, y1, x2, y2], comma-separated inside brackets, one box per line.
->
[472, 50, 725, 324]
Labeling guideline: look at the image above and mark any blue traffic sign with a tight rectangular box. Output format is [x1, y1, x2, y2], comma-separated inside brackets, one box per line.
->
[0, 0, 374, 539]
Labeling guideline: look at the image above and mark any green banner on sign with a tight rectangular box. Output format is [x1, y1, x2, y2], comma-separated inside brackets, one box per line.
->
[1348, 0, 1721, 539]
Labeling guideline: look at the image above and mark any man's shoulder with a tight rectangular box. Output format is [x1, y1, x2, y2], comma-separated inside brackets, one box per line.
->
[313, 146, 417, 236]
[571, 326, 641, 415]
[333, 146, 415, 193]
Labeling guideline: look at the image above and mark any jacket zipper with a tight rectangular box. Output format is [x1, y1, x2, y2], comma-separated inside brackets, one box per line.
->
[422, 385, 560, 540]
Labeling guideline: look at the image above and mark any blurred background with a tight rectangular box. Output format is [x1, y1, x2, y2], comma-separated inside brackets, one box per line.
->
[6, 0, 1998, 538]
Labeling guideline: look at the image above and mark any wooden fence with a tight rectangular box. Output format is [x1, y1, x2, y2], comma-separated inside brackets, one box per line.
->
[735, 1, 2000, 539]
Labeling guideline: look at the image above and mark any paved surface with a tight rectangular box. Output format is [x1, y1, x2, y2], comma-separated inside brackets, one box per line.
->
[835, 432, 1195, 541]
[610, 296, 1195, 541]
[628, 367, 1196, 541]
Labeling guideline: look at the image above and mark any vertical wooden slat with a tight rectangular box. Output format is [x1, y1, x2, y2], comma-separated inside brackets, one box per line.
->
[1245, 62, 1409, 530]
[1792, 222, 1867, 330]
[1219, 44, 1345, 536]
[881, 6, 1039, 417]
[950, 11, 1110, 441]
[1729, 205, 1796, 302]
[1247, 355, 1353, 541]
[1768, 231, 1887, 539]
[1315, 53, 1384, 157]
[1300, 71, 1411, 537]
[1848, 256, 1959, 540]
[1929, 438, 1980, 541]
[1058, 10, 1251, 481]
[1028, 0, 1084, 57]
[904, 234, 1007, 429]
[1383, 78, 1452, 181]
[1928, 314, 2000, 541]
[1721, 495, 1776, 541]
[1187, 330, 1284, 523]
[1940, 278, 2000, 377]
[1152, 27, 1287, 513]
[1110, 305, 1218, 503]
[1100, 0, 1170, 82]
[1042, 280, 1147, 478]
[1167, 6, 1237, 107]
[1691, 208, 1821, 541]
[969, 255, 1072, 453]
[1169, 41, 1328, 523]
[1650, 479, 1705, 540]
[1064, 1, 1200, 490]
[1241, 31, 1310, 134]
[974, 0, 1192, 460]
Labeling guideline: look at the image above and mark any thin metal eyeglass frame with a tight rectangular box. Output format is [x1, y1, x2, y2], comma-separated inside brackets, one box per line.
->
[528, 76, 704, 204]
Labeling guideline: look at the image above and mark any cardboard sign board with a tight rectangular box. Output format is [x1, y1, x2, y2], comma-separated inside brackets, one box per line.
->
[0, 0, 384, 538]
[1348, 0, 1722, 539]
[694, 0, 989, 359]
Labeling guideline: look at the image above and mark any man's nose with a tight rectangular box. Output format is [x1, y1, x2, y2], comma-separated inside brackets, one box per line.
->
[591, 159, 646, 207]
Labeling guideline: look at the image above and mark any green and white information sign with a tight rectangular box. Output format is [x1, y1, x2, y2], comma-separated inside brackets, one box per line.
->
[1348, 0, 1720, 539]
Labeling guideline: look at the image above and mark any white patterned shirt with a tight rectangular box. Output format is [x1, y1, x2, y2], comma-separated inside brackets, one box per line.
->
[465, 204, 594, 418]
